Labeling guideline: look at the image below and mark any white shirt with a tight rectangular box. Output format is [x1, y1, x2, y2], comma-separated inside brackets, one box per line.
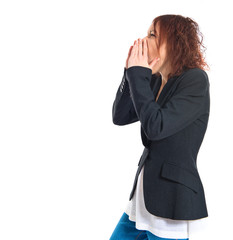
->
[124, 165, 209, 239]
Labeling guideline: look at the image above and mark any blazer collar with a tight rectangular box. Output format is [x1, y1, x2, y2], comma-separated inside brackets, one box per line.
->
[151, 74, 179, 106]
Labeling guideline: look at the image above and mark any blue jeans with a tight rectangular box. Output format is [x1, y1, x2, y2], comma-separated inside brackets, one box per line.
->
[109, 212, 189, 240]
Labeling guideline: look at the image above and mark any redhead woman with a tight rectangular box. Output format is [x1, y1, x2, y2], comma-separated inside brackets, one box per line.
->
[110, 14, 210, 240]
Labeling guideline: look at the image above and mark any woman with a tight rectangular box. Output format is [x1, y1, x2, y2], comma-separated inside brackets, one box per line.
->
[110, 14, 210, 240]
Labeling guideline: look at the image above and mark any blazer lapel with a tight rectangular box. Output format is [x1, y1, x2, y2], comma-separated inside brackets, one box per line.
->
[140, 73, 183, 147]
[152, 74, 182, 107]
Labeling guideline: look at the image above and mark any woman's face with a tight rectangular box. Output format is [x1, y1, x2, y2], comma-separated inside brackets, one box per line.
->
[142, 23, 169, 75]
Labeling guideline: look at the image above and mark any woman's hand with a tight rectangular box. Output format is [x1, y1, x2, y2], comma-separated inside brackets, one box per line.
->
[127, 38, 160, 70]
[125, 41, 135, 69]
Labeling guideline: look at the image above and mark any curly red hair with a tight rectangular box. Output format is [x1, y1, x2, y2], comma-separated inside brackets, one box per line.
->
[152, 14, 209, 79]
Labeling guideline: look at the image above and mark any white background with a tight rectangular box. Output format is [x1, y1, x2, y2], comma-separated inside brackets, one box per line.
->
[0, 0, 232, 239]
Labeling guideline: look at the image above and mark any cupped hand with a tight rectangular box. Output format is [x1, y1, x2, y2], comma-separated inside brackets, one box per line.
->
[125, 44, 134, 69]
[127, 38, 160, 70]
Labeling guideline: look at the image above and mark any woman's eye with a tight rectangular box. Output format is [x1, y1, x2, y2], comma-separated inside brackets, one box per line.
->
[148, 33, 156, 38]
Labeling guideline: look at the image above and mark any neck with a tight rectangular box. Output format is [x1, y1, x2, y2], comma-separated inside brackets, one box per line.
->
[159, 71, 168, 85]
[159, 63, 172, 85]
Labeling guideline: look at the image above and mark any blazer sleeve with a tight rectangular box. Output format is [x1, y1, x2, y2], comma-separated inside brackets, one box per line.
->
[112, 67, 139, 125]
[126, 66, 209, 140]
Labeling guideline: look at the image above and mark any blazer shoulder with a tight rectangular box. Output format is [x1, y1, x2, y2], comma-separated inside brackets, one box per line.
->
[182, 68, 209, 84]
[180, 67, 209, 86]
[175, 68, 209, 96]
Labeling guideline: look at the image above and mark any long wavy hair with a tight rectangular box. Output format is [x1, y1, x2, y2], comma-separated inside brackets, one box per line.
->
[152, 14, 209, 79]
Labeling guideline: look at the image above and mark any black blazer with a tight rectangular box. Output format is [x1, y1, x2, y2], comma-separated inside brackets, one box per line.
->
[112, 66, 210, 220]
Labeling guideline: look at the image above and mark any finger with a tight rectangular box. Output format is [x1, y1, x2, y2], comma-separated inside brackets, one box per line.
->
[131, 40, 137, 57]
[128, 46, 133, 57]
[135, 39, 139, 56]
[143, 38, 147, 57]
[138, 38, 142, 57]
[149, 57, 160, 68]
[128, 45, 133, 56]
[127, 46, 133, 64]
[126, 46, 133, 67]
